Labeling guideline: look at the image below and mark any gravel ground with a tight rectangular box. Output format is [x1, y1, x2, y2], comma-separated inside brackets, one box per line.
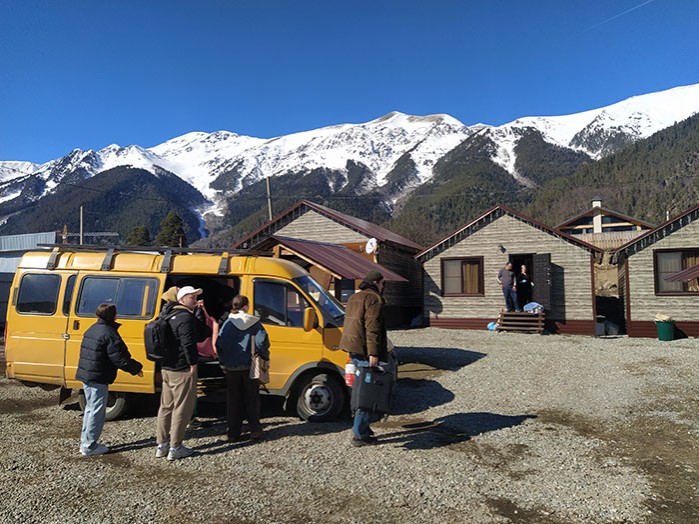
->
[1, 328, 698, 524]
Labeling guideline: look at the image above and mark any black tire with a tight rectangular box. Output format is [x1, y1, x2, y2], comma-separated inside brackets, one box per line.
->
[294, 372, 346, 422]
[78, 391, 132, 421]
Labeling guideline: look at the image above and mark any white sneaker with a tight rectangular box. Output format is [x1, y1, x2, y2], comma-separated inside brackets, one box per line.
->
[155, 443, 169, 458]
[167, 445, 194, 461]
[81, 443, 109, 457]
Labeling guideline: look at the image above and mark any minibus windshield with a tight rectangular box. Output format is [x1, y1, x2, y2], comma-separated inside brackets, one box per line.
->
[294, 275, 345, 325]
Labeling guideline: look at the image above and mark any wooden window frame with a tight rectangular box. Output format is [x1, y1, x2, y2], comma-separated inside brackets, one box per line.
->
[440, 256, 485, 297]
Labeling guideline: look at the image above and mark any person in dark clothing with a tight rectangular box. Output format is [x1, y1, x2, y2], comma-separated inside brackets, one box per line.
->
[155, 286, 212, 461]
[497, 262, 519, 312]
[340, 270, 388, 447]
[76, 303, 143, 457]
[215, 295, 270, 442]
[516, 264, 534, 310]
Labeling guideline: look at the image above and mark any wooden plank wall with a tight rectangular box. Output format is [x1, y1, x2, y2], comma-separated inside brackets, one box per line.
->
[276, 210, 368, 243]
[626, 219, 699, 324]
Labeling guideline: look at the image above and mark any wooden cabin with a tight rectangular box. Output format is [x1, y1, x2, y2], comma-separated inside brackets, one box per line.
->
[613, 203, 699, 338]
[234, 200, 424, 328]
[417, 205, 604, 335]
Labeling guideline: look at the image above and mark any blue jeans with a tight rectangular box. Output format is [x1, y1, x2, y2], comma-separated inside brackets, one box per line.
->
[80, 382, 109, 451]
[502, 287, 518, 312]
[351, 357, 373, 439]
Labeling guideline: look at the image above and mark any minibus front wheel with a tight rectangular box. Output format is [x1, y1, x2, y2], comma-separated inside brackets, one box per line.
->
[78, 391, 132, 421]
[293, 372, 345, 422]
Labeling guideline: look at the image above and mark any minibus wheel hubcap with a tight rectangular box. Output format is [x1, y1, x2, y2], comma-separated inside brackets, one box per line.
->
[304, 384, 331, 414]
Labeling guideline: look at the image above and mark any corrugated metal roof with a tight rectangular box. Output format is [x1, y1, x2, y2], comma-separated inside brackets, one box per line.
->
[0, 231, 57, 252]
[268, 236, 408, 282]
[665, 264, 699, 282]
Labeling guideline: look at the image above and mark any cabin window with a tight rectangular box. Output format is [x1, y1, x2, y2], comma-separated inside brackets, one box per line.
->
[655, 250, 699, 294]
[441, 257, 484, 296]
[17, 273, 61, 315]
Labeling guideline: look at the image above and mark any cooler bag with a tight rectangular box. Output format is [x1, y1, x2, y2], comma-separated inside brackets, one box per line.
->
[351, 366, 394, 414]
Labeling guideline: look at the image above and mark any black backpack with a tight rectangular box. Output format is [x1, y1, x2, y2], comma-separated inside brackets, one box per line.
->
[144, 310, 176, 362]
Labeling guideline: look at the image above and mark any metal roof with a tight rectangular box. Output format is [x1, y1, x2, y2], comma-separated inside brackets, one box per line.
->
[0, 231, 57, 252]
[262, 236, 408, 282]
[665, 264, 699, 282]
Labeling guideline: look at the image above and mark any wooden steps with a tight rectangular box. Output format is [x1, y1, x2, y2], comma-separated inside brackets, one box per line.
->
[496, 311, 545, 333]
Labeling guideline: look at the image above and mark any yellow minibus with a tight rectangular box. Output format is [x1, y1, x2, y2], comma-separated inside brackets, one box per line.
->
[5, 246, 349, 421]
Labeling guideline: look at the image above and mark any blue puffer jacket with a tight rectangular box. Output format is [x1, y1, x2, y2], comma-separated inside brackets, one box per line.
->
[215, 312, 270, 371]
[75, 319, 142, 385]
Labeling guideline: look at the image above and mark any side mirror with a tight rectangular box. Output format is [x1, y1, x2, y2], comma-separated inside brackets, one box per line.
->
[303, 307, 317, 332]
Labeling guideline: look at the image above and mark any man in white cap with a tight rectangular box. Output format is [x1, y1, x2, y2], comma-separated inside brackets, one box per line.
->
[155, 286, 211, 460]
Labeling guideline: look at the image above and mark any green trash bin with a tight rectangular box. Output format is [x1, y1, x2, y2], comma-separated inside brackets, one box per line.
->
[656, 320, 675, 341]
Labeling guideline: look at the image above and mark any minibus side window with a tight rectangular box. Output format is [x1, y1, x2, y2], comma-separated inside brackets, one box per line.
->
[77, 277, 159, 318]
[254, 281, 309, 328]
[17, 273, 61, 315]
[78, 278, 119, 315]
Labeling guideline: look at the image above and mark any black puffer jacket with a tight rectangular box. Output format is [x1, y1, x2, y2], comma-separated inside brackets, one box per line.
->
[161, 302, 212, 371]
[75, 319, 142, 385]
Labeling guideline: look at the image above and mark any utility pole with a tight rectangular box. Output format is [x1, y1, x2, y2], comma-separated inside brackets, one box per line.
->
[266, 177, 273, 220]
[79, 206, 84, 245]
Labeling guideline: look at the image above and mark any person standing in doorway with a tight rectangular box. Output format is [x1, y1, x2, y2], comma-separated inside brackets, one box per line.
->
[155, 286, 211, 461]
[76, 304, 143, 457]
[516, 264, 534, 310]
[496, 262, 519, 312]
[340, 270, 388, 447]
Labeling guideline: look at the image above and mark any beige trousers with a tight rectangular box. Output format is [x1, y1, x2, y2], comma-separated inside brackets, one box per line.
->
[156, 369, 197, 449]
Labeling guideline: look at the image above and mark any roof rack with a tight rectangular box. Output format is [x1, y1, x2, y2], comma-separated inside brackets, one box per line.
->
[36, 244, 256, 275]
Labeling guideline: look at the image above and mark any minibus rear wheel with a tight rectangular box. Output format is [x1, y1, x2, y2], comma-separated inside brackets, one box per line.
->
[78, 391, 132, 421]
[294, 372, 345, 422]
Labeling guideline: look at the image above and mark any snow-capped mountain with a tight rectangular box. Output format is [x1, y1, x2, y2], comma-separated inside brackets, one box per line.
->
[1, 82, 698, 239]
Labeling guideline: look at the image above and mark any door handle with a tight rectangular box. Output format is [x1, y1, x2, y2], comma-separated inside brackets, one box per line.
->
[62, 333, 70, 340]
[73, 320, 80, 330]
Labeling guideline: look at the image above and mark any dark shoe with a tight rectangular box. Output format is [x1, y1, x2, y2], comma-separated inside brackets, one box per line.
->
[187, 418, 210, 429]
[351, 436, 379, 447]
[250, 431, 264, 440]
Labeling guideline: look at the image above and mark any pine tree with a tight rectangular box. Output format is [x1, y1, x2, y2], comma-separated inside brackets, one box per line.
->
[125, 225, 152, 246]
[155, 211, 186, 247]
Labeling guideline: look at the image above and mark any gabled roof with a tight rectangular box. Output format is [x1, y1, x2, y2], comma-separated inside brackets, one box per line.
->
[417, 204, 603, 262]
[556, 206, 655, 230]
[255, 236, 407, 282]
[234, 199, 423, 252]
[613, 203, 699, 261]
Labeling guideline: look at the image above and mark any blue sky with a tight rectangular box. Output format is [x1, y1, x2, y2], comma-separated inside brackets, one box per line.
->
[1, 0, 698, 164]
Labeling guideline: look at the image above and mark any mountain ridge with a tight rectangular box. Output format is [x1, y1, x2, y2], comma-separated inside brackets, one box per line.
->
[1, 82, 698, 244]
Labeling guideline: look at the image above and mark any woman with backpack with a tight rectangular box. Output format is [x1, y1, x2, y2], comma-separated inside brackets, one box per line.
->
[76, 303, 143, 456]
[215, 295, 270, 442]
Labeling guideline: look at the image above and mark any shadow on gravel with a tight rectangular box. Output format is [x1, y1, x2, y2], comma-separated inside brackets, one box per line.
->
[396, 347, 486, 372]
[391, 378, 455, 414]
[379, 412, 536, 450]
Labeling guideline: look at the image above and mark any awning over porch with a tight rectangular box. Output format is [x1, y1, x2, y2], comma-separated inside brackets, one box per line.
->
[665, 264, 699, 282]
[268, 236, 408, 282]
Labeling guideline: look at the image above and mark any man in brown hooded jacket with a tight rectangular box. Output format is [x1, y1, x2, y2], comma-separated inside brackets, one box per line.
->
[340, 270, 387, 446]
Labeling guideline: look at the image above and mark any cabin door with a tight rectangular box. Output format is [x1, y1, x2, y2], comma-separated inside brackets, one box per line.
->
[532, 253, 552, 310]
